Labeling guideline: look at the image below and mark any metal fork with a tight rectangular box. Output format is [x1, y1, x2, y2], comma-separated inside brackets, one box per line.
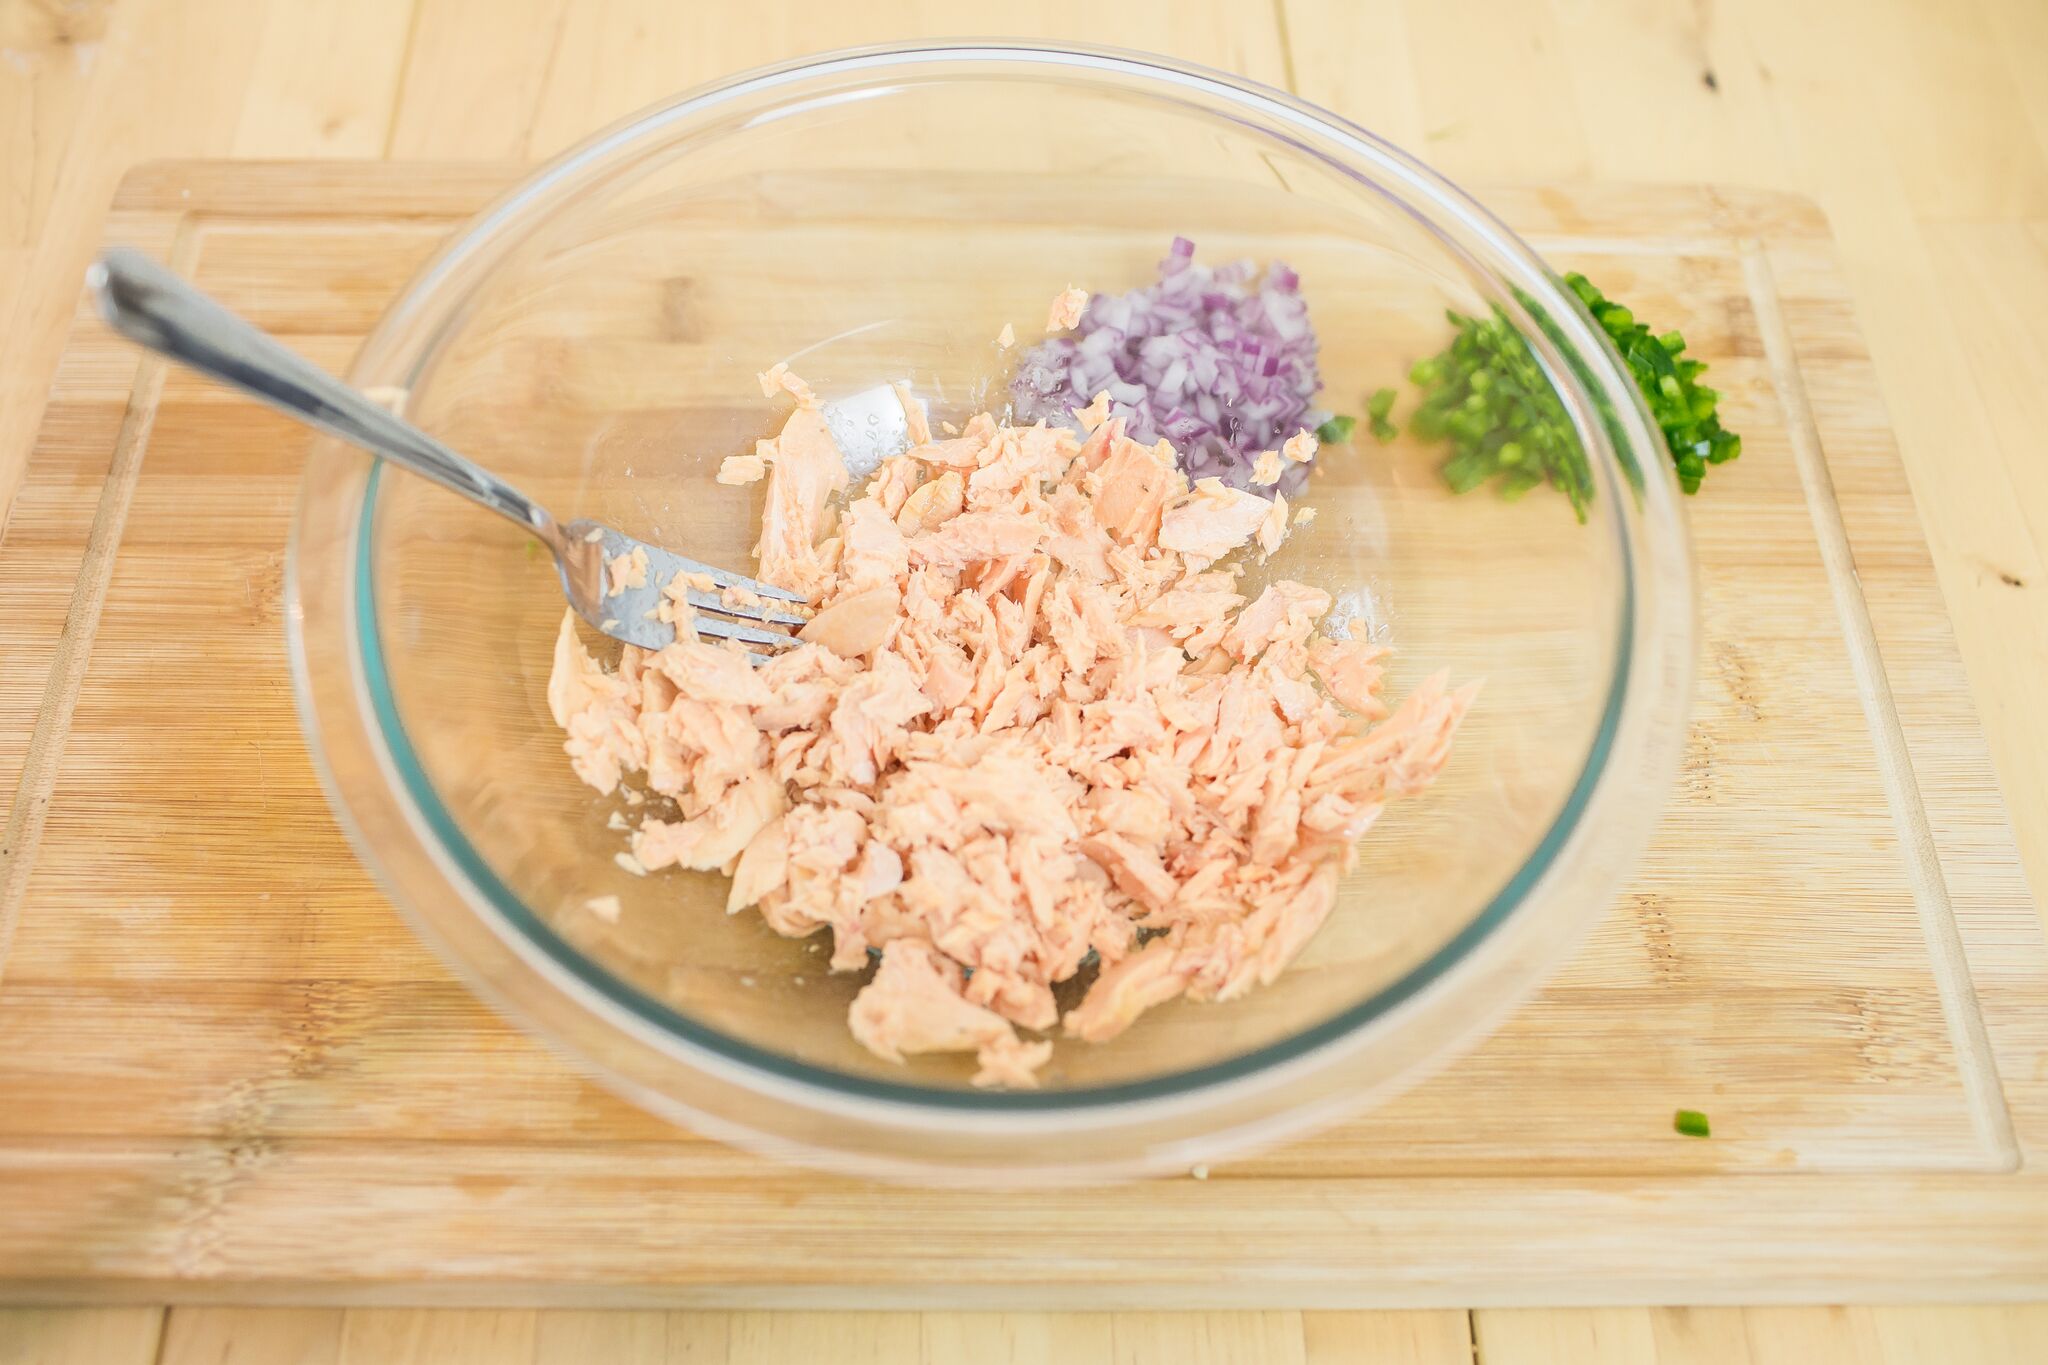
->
[85, 247, 891, 656]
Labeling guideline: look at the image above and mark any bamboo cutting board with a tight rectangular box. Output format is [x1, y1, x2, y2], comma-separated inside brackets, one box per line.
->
[0, 163, 2043, 1306]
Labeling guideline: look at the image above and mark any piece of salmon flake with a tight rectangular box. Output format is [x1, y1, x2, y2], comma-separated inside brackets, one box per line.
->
[584, 895, 622, 922]
[1282, 429, 1318, 464]
[614, 851, 648, 876]
[1293, 505, 1317, 527]
[654, 574, 698, 634]
[605, 546, 650, 596]
[757, 361, 818, 407]
[893, 381, 932, 446]
[1073, 391, 1112, 432]
[717, 454, 767, 485]
[582, 526, 606, 543]
[1249, 449, 1284, 487]
[1045, 285, 1089, 332]
[997, 321, 1016, 349]
[1256, 494, 1290, 558]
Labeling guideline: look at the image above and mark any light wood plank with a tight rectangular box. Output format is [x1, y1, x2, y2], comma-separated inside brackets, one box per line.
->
[920, 1313, 1114, 1365]
[1914, 219, 2048, 907]
[1383, 0, 1591, 180]
[75, 1306, 2048, 1363]
[524, 0, 1293, 161]
[386, 0, 570, 158]
[727, 1312, 921, 1365]
[1477, 1305, 2048, 1364]
[1737, 1306, 1881, 1365]
[1111, 1313, 1306, 1365]
[1538, 0, 1796, 190]
[1919, 220, 2048, 595]
[0, 248, 24, 404]
[533, 1310, 669, 1364]
[0, 0, 115, 250]
[1473, 1308, 1659, 1364]
[1269, 0, 1423, 145]
[1646, 1308, 1759, 1364]
[159, 1307, 344, 1365]
[232, 0, 417, 158]
[336, 1310, 535, 1364]
[1982, 0, 2048, 169]
[664, 1313, 734, 1364]
[1864, 1305, 2048, 1364]
[1300, 1311, 1470, 1364]
[1754, 0, 2048, 222]
[0, 1308, 162, 1365]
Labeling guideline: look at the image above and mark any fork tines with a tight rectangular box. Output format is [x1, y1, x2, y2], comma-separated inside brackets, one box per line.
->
[688, 602, 802, 652]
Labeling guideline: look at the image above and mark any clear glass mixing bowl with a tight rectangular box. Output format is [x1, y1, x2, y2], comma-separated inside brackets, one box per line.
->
[289, 42, 1694, 1181]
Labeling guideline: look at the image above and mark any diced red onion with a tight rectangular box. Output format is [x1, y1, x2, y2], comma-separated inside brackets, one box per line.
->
[1011, 239, 1322, 497]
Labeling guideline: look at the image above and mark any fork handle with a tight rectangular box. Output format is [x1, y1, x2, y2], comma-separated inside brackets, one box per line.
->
[88, 247, 562, 548]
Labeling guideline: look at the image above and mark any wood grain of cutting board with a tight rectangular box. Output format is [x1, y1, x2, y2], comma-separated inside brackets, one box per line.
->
[0, 163, 2042, 1306]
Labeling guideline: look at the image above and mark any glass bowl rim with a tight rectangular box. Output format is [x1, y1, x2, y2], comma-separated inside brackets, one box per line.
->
[308, 38, 1676, 1116]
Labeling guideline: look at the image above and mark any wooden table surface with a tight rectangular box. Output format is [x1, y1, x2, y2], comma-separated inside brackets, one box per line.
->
[1, 1, 2043, 1362]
